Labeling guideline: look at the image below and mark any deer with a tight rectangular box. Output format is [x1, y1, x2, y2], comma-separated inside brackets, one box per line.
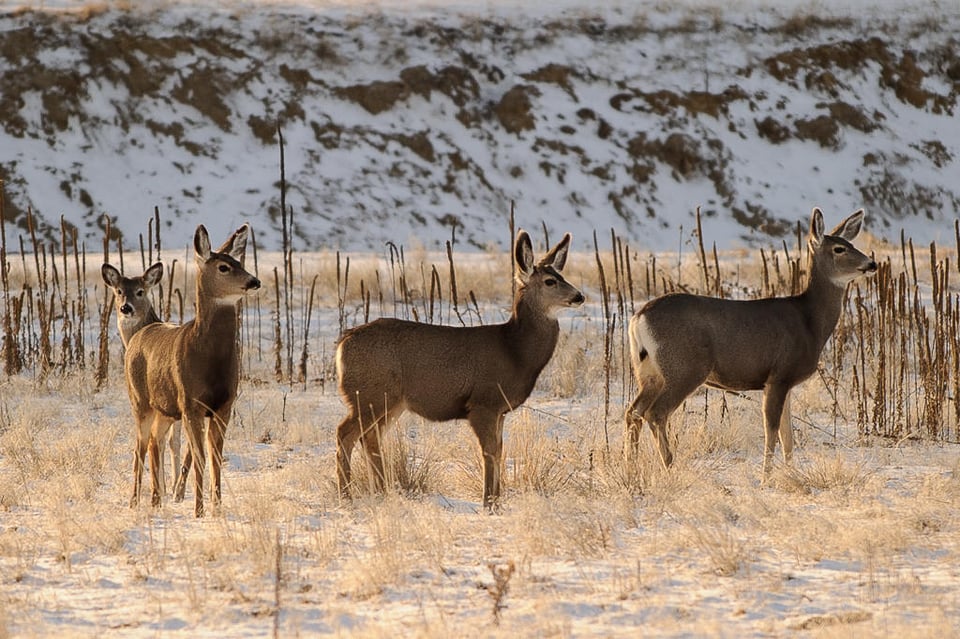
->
[101, 261, 184, 497]
[335, 230, 585, 510]
[123, 224, 260, 517]
[625, 208, 877, 476]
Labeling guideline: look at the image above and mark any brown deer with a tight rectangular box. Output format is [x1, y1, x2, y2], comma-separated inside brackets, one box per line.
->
[124, 224, 260, 516]
[101, 262, 163, 345]
[335, 230, 585, 509]
[625, 208, 877, 475]
[101, 261, 183, 496]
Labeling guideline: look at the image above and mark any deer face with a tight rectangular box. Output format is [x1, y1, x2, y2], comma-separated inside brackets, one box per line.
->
[515, 230, 585, 316]
[820, 235, 878, 285]
[102, 262, 163, 320]
[809, 208, 878, 286]
[528, 263, 585, 312]
[194, 225, 261, 305]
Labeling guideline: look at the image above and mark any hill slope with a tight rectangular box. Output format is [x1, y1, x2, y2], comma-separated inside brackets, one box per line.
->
[1, 1, 958, 251]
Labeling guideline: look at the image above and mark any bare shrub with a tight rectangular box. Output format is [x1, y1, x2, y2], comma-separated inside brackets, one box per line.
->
[776, 451, 874, 493]
[508, 493, 617, 558]
[345, 420, 443, 499]
[336, 495, 450, 599]
[505, 411, 582, 496]
[688, 523, 748, 577]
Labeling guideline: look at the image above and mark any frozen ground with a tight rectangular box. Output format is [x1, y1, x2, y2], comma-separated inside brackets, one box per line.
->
[1, 362, 959, 637]
[0, 247, 958, 637]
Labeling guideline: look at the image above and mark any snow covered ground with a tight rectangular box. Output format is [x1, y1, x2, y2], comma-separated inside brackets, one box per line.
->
[0, 240, 957, 637]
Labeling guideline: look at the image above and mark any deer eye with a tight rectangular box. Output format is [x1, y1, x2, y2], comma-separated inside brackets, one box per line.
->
[136, 289, 144, 297]
[833, 246, 846, 254]
[544, 278, 557, 287]
[218, 264, 230, 273]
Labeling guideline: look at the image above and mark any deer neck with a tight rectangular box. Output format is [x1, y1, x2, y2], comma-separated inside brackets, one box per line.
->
[192, 285, 240, 344]
[800, 261, 846, 348]
[143, 305, 161, 328]
[506, 293, 560, 372]
[118, 306, 161, 346]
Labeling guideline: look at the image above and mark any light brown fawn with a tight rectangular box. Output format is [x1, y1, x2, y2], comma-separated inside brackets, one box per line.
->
[124, 225, 260, 516]
[335, 230, 585, 509]
[625, 208, 877, 475]
[102, 261, 184, 496]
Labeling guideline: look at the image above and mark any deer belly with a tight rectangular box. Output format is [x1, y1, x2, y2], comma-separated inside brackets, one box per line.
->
[404, 395, 469, 422]
[705, 369, 767, 392]
[198, 386, 233, 416]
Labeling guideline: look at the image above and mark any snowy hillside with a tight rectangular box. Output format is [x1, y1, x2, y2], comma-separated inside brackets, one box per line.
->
[1, 0, 959, 252]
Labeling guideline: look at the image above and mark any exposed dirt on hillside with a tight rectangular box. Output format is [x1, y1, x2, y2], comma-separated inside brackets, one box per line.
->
[0, 6, 957, 249]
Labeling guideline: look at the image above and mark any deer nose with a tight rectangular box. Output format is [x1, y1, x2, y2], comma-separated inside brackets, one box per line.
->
[120, 303, 134, 315]
[862, 260, 878, 274]
[246, 277, 261, 291]
[571, 292, 585, 306]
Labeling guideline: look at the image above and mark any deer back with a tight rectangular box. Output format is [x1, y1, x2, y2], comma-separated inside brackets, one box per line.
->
[336, 230, 584, 421]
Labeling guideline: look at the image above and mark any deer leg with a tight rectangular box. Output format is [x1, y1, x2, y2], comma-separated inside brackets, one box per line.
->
[130, 414, 151, 508]
[168, 421, 182, 496]
[469, 410, 505, 511]
[648, 416, 673, 469]
[148, 436, 162, 508]
[644, 396, 684, 470]
[174, 433, 192, 503]
[182, 409, 207, 518]
[624, 396, 645, 454]
[358, 414, 386, 494]
[624, 376, 663, 456]
[644, 375, 704, 469]
[336, 409, 362, 498]
[208, 408, 231, 514]
[148, 415, 174, 508]
[762, 383, 790, 477]
[154, 430, 167, 497]
[359, 405, 402, 495]
[779, 391, 794, 465]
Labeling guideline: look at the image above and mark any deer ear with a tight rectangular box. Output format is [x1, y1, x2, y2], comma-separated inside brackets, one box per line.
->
[101, 263, 121, 287]
[540, 232, 571, 271]
[144, 262, 164, 288]
[809, 208, 825, 247]
[829, 209, 864, 241]
[514, 230, 535, 281]
[194, 225, 212, 262]
[217, 224, 250, 261]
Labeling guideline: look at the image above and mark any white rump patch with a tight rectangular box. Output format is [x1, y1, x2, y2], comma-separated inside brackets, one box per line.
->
[629, 315, 663, 377]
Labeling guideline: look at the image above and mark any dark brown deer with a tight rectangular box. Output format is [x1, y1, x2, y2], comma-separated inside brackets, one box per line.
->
[335, 230, 585, 509]
[102, 261, 183, 495]
[124, 225, 260, 516]
[625, 208, 877, 474]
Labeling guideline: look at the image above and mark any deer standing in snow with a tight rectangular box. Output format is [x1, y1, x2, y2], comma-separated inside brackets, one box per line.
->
[124, 225, 260, 516]
[335, 230, 585, 509]
[102, 261, 184, 496]
[625, 208, 877, 474]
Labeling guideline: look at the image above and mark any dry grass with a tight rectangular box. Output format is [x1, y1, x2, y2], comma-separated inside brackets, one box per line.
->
[1, 370, 958, 635]
[0, 226, 959, 635]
